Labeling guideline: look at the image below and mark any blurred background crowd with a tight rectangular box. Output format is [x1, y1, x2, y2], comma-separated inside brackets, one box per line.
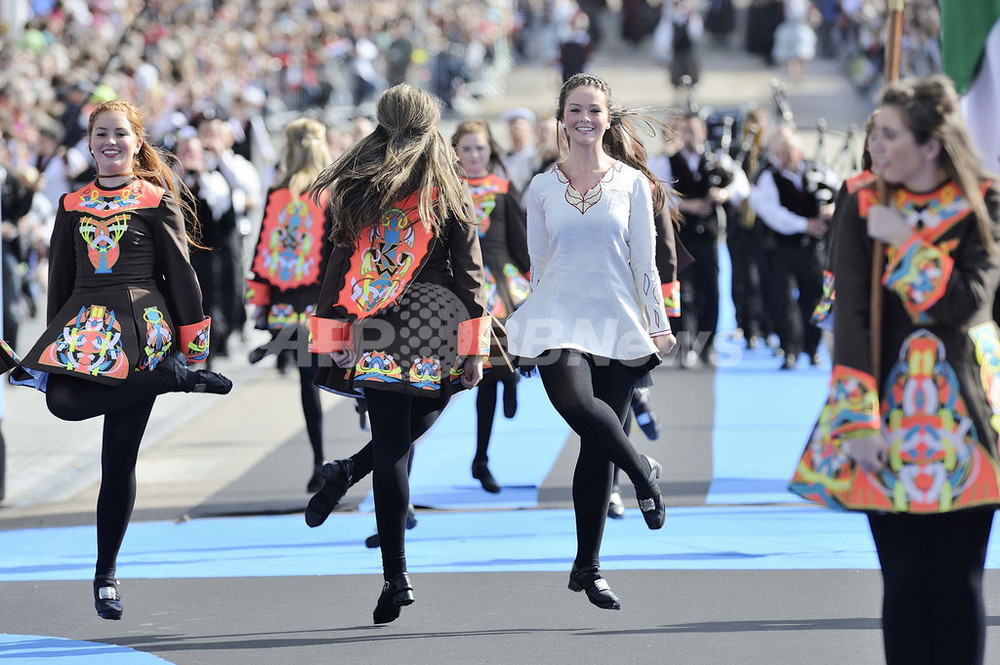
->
[0, 0, 945, 365]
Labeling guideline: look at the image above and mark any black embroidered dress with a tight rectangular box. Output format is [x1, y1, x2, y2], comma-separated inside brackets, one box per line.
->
[18, 179, 211, 385]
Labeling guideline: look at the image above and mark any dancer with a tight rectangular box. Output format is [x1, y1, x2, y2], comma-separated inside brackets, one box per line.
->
[246, 118, 332, 492]
[790, 76, 1000, 665]
[505, 73, 676, 610]
[451, 120, 530, 493]
[11, 100, 232, 620]
[306, 84, 493, 625]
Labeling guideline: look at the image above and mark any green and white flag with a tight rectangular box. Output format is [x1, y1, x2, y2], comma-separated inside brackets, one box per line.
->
[941, 0, 1000, 172]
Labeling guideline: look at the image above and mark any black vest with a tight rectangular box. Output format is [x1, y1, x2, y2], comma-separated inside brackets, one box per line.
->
[764, 165, 820, 246]
[670, 152, 721, 242]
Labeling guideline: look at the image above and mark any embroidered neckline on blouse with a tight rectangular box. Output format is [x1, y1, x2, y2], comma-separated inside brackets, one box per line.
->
[555, 162, 620, 214]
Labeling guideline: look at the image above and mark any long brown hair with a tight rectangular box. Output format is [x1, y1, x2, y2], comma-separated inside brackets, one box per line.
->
[277, 118, 331, 199]
[87, 100, 200, 244]
[879, 76, 998, 253]
[310, 84, 474, 247]
[555, 73, 679, 223]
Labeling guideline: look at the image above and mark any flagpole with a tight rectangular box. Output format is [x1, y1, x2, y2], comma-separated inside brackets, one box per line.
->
[870, 0, 905, 375]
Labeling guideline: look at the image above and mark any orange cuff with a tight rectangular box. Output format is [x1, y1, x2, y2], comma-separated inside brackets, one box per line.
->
[308, 315, 353, 353]
[458, 316, 491, 357]
[245, 279, 270, 306]
[179, 316, 211, 362]
[661, 280, 680, 318]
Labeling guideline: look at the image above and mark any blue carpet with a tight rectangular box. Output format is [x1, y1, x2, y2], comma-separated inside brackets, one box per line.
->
[0, 635, 174, 663]
[708, 239, 831, 504]
[360, 375, 570, 511]
[3, 506, 999, 583]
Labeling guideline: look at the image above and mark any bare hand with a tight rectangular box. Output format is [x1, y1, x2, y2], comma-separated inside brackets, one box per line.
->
[330, 346, 355, 369]
[844, 434, 889, 473]
[461, 357, 484, 389]
[655, 333, 677, 356]
[867, 204, 912, 247]
[805, 217, 828, 238]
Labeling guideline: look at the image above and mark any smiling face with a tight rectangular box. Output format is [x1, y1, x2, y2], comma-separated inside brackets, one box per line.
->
[456, 130, 491, 178]
[89, 109, 141, 178]
[869, 104, 941, 189]
[561, 85, 609, 149]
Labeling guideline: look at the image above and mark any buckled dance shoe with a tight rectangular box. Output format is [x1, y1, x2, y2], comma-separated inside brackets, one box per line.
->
[93, 578, 123, 620]
[372, 573, 415, 624]
[636, 455, 665, 530]
[568, 565, 621, 610]
[304, 459, 354, 527]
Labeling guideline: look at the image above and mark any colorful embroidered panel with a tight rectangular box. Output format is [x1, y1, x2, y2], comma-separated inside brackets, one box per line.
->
[811, 270, 835, 325]
[251, 190, 326, 291]
[467, 175, 508, 236]
[179, 318, 211, 362]
[407, 356, 442, 390]
[482, 266, 506, 318]
[791, 332, 1000, 512]
[354, 351, 402, 384]
[789, 365, 883, 510]
[503, 263, 530, 307]
[880, 331, 1000, 512]
[970, 322, 1000, 436]
[336, 191, 432, 319]
[39, 305, 129, 379]
[662, 281, 681, 318]
[883, 237, 954, 321]
[267, 303, 314, 330]
[136, 307, 172, 371]
[65, 181, 163, 217]
[79, 215, 129, 274]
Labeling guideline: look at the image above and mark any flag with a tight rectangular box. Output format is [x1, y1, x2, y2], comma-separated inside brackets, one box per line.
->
[941, 1, 1000, 172]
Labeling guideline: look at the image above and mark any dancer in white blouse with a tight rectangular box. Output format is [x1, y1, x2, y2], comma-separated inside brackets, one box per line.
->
[506, 73, 677, 611]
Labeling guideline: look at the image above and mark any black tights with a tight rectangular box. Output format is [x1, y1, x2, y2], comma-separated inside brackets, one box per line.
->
[357, 389, 448, 580]
[868, 509, 994, 665]
[45, 370, 174, 422]
[298, 364, 323, 467]
[44, 373, 177, 581]
[538, 350, 645, 569]
[474, 372, 519, 463]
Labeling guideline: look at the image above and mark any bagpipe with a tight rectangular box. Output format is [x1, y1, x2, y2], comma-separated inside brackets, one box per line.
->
[769, 79, 843, 214]
[679, 75, 738, 191]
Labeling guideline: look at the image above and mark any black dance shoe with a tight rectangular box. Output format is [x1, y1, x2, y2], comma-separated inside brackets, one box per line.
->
[247, 344, 270, 365]
[365, 505, 418, 548]
[472, 461, 501, 493]
[373, 573, 415, 624]
[304, 459, 354, 527]
[306, 464, 323, 493]
[159, 352, 233, 394]
[636, 455, 665, 530]
[607, 489, 625, 520]
[568, 565, 621, 610]
[630, 387, 661, 440]
[94, 578, 123, 620]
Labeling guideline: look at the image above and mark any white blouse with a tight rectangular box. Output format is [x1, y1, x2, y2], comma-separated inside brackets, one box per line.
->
[506, 161, 671, 361]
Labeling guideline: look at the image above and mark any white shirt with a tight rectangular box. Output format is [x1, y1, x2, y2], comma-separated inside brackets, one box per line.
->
[506, 161, 670, 361]
[749, 161, 810, 235]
